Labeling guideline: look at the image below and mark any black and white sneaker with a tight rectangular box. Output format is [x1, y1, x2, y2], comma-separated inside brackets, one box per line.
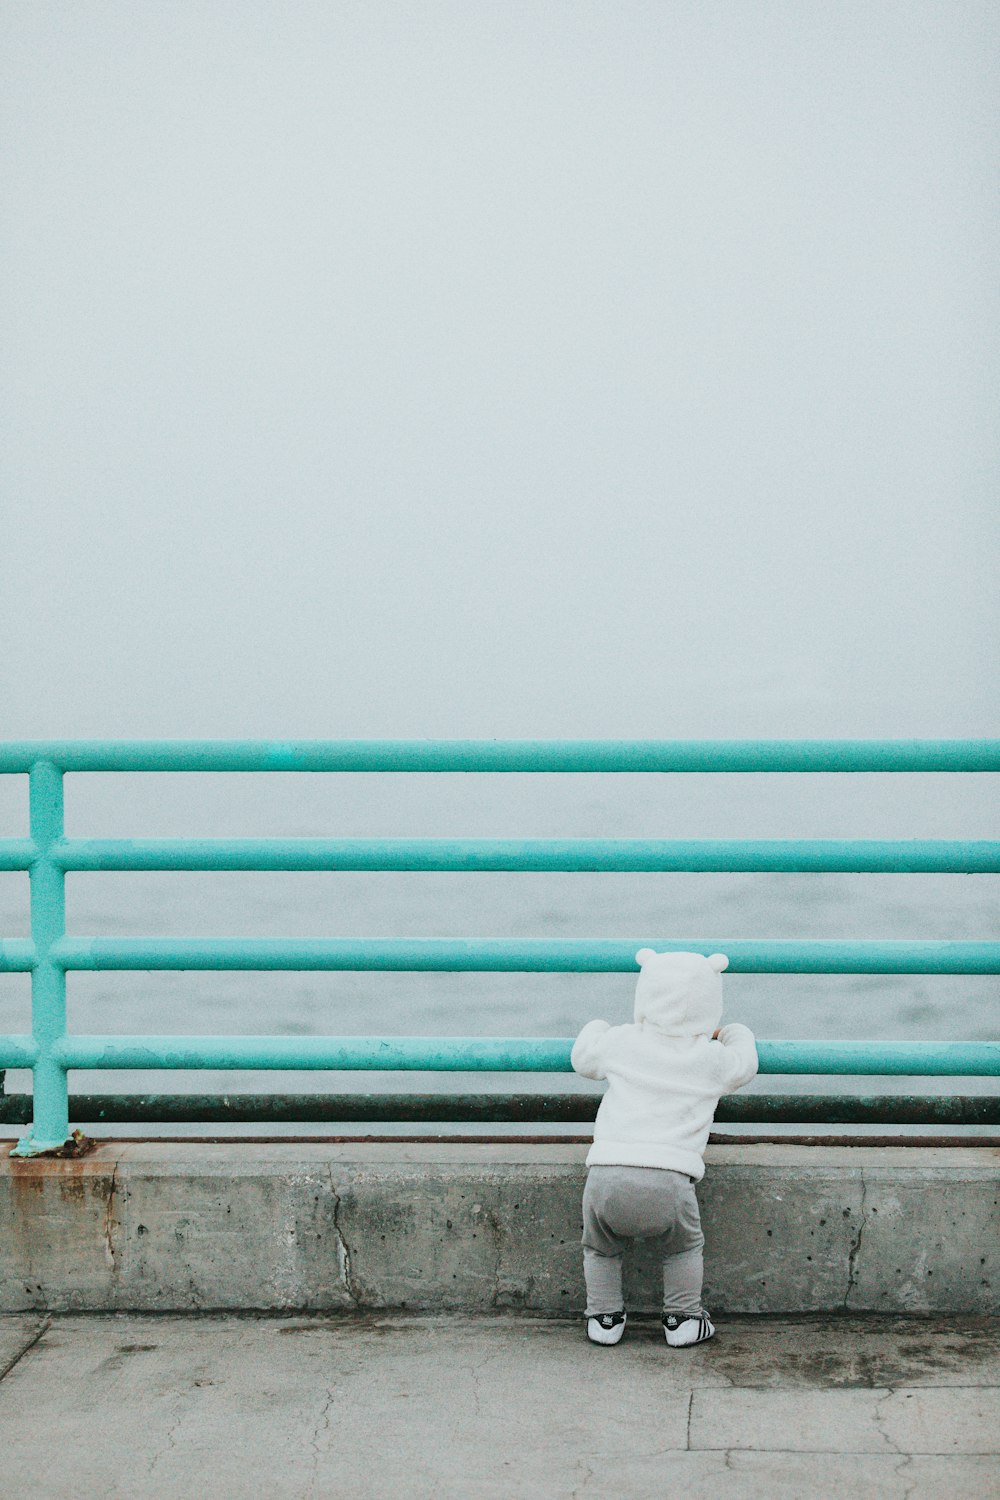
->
[662, 1309, 715, 1347]
[586, 1311, 627, 1345]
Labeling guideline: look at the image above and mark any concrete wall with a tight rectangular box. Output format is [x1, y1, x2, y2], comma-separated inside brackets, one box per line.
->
[2, 1142, 997, 1315]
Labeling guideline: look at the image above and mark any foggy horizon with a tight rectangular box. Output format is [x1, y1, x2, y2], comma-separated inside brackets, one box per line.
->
[2, 3, 998, 741]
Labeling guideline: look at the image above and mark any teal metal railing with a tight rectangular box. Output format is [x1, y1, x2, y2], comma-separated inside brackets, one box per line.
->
[1, 740, 998, 1154]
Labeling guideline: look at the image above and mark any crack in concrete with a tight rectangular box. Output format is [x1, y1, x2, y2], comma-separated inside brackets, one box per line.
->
[104, 1160, 119, 1274]
[844, 1169, 868, 1310]
[893, 1454, 917, 1500]
[485, 1208, 503, 1309]
[464, 1359, 485, 1419]
[0, 1316, 51, 1382]
[147, 1402, 184, 1477]
[305, 1386, 335, 1499]
[686, 1390, 694, 1450]
[328, 1167, 360, 1305]
[871, 1387, 904, 1454]
[571, 1458, 595, 1497]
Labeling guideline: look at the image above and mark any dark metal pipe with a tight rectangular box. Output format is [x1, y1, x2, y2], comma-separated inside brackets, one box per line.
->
[1, 1092, 998, 1126]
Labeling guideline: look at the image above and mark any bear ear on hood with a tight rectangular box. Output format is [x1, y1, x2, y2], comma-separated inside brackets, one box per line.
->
[635, 948, 656, 966]
[707, 953, 729, 973]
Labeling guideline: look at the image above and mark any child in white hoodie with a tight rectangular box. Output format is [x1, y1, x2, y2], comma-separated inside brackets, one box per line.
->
[571, 948, 757, 1348]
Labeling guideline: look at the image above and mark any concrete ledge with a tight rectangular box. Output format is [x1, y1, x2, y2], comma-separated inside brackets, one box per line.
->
[2, 1143, 997, 1314]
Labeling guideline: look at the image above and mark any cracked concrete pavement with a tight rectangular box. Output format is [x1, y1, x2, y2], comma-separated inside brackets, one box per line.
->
[5, 1143, 998, 1316]
[1, 1313, 998, 1498]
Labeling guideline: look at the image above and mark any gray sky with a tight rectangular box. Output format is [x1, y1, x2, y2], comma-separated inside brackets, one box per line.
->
[2, 1, 998, 740]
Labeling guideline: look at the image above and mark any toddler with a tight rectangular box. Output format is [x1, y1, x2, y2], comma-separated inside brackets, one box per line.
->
[571, 948, 757, 1347]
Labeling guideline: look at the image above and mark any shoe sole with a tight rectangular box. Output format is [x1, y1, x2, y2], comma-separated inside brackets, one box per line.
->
[587, 1319, 626, 1346]
[663, 1315, 715, 1347]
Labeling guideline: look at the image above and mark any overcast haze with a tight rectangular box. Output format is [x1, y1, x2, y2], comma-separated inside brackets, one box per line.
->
[2, 1, 998, 740]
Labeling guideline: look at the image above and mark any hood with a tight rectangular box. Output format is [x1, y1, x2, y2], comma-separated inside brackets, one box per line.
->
[633, 949, 729, 1037]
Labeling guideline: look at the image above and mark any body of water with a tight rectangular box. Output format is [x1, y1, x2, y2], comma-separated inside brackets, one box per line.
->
[1, 770, 997, 1133]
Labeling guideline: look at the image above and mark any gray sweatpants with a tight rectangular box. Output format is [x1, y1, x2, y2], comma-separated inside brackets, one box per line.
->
[581, 1164, 705, 1317]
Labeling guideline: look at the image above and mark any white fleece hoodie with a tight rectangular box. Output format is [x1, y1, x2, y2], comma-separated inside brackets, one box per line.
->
[571, 949, 758, 1181]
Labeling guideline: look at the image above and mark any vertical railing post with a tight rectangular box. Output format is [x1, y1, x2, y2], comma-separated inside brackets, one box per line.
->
[12, 759, 70, 1154]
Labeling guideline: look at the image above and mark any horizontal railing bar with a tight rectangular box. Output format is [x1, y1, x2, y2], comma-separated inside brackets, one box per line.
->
[0, 940, 36, 973]
[0, 840, 34, 871]
[4, 1034, 996, 1075]
[759, 1041, 1000, 1074]
[40, 1035, 1000, 1074]
[54, 1036, 572, 1070]
[0, 1036, 37, 1067]
[2, 738, 1000, 774]
[54, 837, 1000, 874]
[50, 937, 1000, 973]
[1, 1093, 998, 1127]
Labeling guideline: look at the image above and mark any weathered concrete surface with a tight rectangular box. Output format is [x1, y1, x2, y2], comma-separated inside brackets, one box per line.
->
[0, 1313, 47, 1378]
[1, 1143, 997, 1314]
[1, 1313, 998, 1499]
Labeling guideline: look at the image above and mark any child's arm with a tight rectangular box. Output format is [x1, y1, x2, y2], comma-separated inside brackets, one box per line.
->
[571, 1019, 612, 1081]
[712, 1022, 759, 1092]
